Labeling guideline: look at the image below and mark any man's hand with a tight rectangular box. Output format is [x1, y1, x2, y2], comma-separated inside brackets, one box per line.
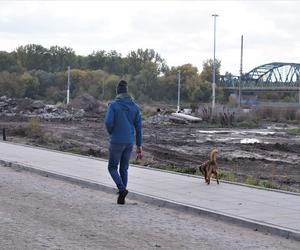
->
[136, 146, 143, 160]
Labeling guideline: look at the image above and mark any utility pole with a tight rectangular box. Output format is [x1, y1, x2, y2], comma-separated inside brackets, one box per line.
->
[67, 66, 70, 104]
[239, 35, 243, 108]
[102, 81, 105, 100]
[212, 14, 219, 110]
[299, 81, 300, 106]
[177, 70, 181, 112]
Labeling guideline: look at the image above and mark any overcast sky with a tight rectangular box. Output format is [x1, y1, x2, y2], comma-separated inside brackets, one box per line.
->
[0, 0, 299, 75]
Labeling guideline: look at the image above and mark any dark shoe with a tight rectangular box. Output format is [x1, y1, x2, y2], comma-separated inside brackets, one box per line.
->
[117, 189, 128, 205]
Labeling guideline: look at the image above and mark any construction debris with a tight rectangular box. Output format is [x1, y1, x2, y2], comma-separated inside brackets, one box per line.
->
[0, 96, 86, 121]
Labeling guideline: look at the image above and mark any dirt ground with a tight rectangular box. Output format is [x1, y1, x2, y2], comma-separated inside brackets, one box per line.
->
[0, 164, 299, 250]
[1, 113, 300, 192]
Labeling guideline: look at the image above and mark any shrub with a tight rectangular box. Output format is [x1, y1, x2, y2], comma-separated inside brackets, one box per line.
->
[255, 105, 299, 122]
[27, 117, 42, 138]
[287, 127, 300, 135]
[235, 120, 258, 128]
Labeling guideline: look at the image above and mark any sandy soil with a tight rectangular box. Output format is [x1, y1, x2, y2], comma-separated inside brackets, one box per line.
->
[0, 164, 299, 250]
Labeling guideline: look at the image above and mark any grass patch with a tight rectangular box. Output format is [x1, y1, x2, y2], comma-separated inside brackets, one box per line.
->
[259, 180, 278, 189]
[287, 127, 300, 135]
[218, 173, 297, 192]
[130, 158, 148, 166]
[218, 170, 238, 182]
[234, 120, 258, 128]
[244, 176, 287, 190]
[244, 176, 260, 186]
[193, 121, 220, 128]
[64, 146, 82, 154]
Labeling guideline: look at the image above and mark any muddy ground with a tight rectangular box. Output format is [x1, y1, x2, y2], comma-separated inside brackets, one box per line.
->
[1, 112, 300, 192]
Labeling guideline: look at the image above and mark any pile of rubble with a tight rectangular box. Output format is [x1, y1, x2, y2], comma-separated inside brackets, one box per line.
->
[143, 114, 173, 125]
[69, 93, 100, 113]
[0, 96, 86, 121]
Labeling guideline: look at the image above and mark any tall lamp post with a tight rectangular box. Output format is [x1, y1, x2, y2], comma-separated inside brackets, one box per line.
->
[67, 66, 71, 104]
[212, 14, 218, 110]
[177, 70, 181, 112]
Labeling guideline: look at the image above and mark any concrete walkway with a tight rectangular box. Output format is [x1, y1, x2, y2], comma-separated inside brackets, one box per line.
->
[0, 141, 299, 241]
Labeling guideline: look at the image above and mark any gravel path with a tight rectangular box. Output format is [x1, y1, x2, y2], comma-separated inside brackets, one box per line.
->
[0, 165, 299, 250]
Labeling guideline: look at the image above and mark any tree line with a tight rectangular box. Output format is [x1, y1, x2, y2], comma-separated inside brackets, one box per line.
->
[0, 44, 225, 104]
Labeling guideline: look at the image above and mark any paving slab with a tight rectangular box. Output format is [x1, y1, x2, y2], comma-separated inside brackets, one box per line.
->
[0, 141, 299, 241]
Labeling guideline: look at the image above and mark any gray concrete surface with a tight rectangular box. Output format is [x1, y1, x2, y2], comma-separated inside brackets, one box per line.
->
[3, 165, 300, 250]
[0, 141, 299, 241]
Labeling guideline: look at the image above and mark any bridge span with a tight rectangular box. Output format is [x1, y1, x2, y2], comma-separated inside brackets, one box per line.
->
[220, 62, 300, 91]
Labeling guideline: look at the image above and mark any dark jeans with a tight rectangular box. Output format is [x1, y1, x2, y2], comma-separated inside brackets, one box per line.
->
[108, 143, 133, 192]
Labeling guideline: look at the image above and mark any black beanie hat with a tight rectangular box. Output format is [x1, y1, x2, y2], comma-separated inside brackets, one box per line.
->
[116, 80, 128, 94]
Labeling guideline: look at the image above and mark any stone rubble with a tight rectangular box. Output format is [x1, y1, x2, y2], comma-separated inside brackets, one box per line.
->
[0, 95, 86, 121]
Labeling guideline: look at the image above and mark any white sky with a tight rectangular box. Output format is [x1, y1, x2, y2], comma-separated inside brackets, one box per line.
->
[0, 0, 299, 75]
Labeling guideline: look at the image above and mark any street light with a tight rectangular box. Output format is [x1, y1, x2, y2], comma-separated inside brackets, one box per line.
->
[177, 70, 181, 112]
[212, 14, 218, 110]
[67, 66, 70, 104]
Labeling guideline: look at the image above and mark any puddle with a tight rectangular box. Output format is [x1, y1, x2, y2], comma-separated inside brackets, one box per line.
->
[240, 138, 260, 144]
[252, 131, 276, 135]
[198, 129, 279, 136]
[197, 130, 230, 134]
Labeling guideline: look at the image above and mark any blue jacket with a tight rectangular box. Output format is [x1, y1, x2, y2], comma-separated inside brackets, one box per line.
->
[105, 94, 142, 146]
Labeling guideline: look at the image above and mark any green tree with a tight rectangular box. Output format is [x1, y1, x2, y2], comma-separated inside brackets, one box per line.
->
[199, 59, 223, 103]
[104, 50, 124, 75]
[177, 64, 201, 101]
[88, 70, 108, 99]
[191, 82, 211, 103]
[200, 59, 221, 83]
[157, 73, 177, 101]
[30, 70, 55, 98]
[159, 64, 202, 102]
[77, 55, 88, 69]
[49, 46, 77, 72]
[67, 69, 89, 97]
[0, 71, 27, 97]
[125, 48, 167, 76]
[103, 74, 120, 100]
[134, 62, 160, 101]
[19, 72, 40, 98]
[0, 51, 21, 72]
[15, 44, 50, 71]
[87, 50, 106, 70]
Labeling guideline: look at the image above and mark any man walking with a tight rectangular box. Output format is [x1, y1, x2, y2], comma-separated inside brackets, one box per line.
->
[104, 80, 143, 204]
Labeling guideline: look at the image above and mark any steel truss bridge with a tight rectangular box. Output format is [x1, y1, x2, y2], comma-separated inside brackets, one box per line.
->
[219, 62, 300, 91]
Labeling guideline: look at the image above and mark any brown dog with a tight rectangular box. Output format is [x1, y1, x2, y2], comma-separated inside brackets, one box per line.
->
[199, 147, 219, 185]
